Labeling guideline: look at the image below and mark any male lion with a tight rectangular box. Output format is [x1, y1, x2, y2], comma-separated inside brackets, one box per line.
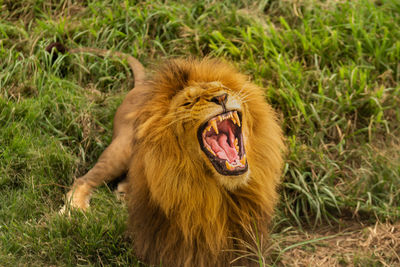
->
[53, 43, 285, 266]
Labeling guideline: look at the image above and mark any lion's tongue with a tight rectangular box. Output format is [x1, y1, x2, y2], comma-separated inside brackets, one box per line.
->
[205, 129, 238, 163]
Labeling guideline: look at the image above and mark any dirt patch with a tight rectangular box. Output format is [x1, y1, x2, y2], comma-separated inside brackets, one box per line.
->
[272, 222, 400, 266]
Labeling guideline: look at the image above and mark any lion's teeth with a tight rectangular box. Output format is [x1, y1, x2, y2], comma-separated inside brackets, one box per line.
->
[233, 111, 241, 127]
[210, 119, 219, 134]
[225, 161, 235, 170]
[230, 114, 237, 125]
[206, 146, 216, 156]
[218, 115, 223, 122]
[240, 154, 247, 166]
[234, 138, 239, 152]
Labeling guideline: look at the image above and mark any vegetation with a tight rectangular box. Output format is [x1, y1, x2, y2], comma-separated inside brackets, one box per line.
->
[1, 0, 399, 265]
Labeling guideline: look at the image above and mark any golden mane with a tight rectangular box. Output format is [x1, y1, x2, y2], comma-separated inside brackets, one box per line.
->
[126, 58, 285, 266]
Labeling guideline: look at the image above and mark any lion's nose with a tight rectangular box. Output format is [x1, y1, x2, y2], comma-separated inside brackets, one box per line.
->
[210, 93, 228, 106]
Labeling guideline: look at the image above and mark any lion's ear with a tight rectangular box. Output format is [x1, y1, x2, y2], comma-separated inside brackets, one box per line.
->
[45, 42, 68, 54]
[45, 42, 68, 63]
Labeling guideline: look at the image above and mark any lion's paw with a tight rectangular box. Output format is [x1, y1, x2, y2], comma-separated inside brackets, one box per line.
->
[114, 180, 129, 202]
[59, 189, 91, 215]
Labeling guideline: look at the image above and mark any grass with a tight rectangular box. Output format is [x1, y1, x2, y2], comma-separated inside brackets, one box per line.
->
[1, 0, 399, 265]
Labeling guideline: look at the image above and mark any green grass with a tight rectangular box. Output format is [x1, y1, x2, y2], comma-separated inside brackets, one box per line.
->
[1, 0, 399, 265]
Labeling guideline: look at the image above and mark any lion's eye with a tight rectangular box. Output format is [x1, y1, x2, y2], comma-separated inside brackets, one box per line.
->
[182, 97, 200, 107]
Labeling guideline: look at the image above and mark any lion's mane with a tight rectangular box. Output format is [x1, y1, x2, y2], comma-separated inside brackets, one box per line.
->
[125, 58, 284, 266]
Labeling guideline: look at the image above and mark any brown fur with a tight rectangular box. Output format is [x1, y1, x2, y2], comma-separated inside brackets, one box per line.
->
[60, 48, 285, 266]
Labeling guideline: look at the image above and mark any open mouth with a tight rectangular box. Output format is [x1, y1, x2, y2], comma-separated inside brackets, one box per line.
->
[197, 111, 248, 176]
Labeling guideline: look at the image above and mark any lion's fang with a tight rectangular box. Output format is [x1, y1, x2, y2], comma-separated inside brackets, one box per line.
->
[240, 155, 247, 165]
[211, 120, 219, 134]
[234, 138, 239, 152]
[233, 111, 241, 127]
[206, 145, 216, 156]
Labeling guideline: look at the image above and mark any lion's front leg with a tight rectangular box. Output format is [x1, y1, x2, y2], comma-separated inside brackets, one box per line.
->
[61, 134, 133, 213]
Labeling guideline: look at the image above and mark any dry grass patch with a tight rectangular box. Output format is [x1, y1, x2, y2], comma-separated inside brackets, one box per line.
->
[273, 222, 400, 266]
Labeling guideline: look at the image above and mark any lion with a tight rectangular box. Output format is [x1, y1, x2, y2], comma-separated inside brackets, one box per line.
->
[51, 43, 285, 266]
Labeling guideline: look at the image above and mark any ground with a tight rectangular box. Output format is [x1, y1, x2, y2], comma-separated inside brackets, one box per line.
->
[273, 222, 400, 266]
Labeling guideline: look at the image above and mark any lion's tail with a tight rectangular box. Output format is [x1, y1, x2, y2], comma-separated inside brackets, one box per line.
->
[45, 42, 145, 86]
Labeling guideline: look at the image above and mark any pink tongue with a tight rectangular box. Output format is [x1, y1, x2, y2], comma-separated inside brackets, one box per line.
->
[218, 134, 238, 162]
[206, 133, 238, 163]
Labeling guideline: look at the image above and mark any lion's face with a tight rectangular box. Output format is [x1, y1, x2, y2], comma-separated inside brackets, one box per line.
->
[170, 81, 250, 189]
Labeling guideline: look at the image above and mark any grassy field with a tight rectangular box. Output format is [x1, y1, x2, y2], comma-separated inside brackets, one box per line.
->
[1, 0, 399, 266]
